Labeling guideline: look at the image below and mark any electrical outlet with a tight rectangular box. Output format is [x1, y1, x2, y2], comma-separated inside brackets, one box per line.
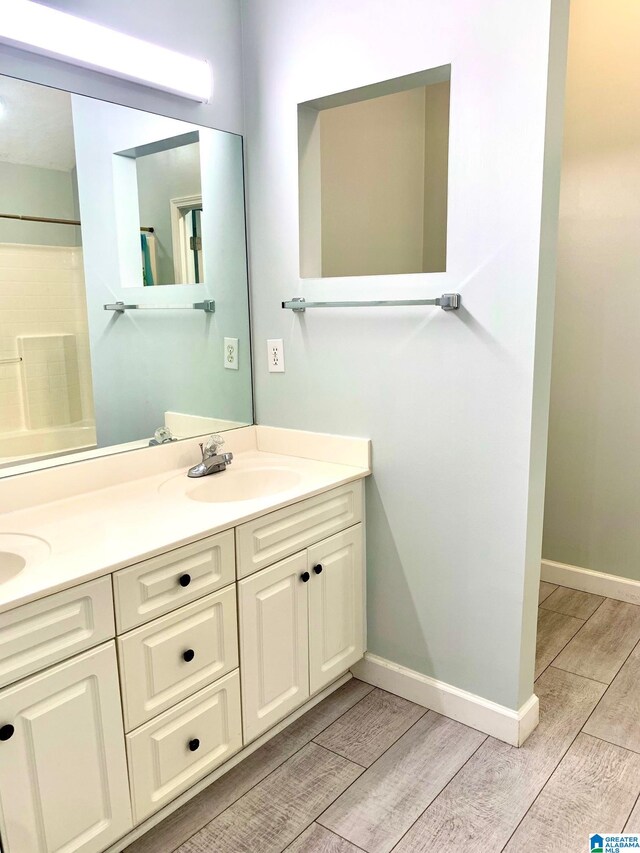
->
[267, 339, 285, 372]
[224, 337, 239, 370]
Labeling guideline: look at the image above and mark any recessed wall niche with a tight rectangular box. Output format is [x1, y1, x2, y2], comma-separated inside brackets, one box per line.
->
[298, 66, 450, 278]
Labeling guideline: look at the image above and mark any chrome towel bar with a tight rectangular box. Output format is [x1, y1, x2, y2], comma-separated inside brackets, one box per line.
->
[281, 293, 460, 312]
[104, 300, 215, 314]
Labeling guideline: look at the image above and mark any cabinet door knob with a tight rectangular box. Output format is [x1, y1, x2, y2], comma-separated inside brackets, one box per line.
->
[0, 724, 14, 741]
[188, 738, 200, 752]
[183, 649, 195, 662]
[300, 571, 310, 583]
[313, 564, 323, 575]
[178, 573, 192, 587]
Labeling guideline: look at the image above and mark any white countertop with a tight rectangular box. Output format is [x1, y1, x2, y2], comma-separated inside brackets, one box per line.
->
[0, 426, 370, 614]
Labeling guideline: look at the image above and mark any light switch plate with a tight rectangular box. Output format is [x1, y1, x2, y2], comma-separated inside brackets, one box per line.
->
[267, 339, 285, 372]
[224, 337, 239, 370]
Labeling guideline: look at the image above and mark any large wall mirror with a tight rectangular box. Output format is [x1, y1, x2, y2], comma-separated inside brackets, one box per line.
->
[0, 75, 253, 477]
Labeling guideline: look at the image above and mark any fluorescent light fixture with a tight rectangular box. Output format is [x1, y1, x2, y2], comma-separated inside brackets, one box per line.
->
[0, 1, 212, 102]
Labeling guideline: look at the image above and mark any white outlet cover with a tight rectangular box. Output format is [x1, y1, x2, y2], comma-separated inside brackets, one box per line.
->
[224, 337, 239, 370]
[267, 339, 285, 372]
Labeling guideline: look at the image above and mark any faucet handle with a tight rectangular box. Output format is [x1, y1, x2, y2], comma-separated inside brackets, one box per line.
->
[203, 433, 225, 459]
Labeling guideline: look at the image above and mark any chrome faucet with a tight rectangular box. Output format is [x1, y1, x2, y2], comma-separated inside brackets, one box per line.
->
[187, 434, 233, 478]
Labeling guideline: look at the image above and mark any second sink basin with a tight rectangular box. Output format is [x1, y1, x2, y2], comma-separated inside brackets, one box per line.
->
[0, 552, 26, 583]
[0, 534, 51, 583]
[160, 465, 303, 504]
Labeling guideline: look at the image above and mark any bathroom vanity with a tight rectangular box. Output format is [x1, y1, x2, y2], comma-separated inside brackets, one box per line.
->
[0, 426, 369, 853]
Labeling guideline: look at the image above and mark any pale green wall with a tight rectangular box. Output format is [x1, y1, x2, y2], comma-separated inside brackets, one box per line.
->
[543, 0, 640, 582]
[242, 0, 569, 710]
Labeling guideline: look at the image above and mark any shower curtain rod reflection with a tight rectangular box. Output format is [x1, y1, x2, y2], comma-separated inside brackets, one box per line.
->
[0, 213, 155, 233]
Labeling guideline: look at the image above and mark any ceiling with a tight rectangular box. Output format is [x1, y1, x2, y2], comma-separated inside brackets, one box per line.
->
[0, 76, 76, 172]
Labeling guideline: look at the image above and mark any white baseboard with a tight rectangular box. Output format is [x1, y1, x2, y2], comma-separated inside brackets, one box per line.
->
[351, 653, 538, 747]
[541, 559, 640, 606]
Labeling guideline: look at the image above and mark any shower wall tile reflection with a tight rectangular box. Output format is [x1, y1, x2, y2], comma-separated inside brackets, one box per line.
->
[19, 334, 82, 429]
[0, 244, 94, 433]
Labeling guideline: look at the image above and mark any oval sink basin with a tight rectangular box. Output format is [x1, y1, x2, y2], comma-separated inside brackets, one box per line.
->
[0, 552, 26, 582]
[186, 468, 302, 503]
[0, 534, 51, 583]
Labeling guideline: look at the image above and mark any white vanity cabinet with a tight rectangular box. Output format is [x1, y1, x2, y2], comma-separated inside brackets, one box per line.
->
[239, 522, 364, 742]
[0, 477, 366, 853]
[0, 643, 133, 853]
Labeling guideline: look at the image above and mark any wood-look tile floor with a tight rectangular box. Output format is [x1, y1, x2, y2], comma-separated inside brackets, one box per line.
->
[126, 583, 640, 853]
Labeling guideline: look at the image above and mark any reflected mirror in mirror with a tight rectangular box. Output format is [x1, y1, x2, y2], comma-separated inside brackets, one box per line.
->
[298, 66, 450, 278]
[0, 75, 253, 476]
[117, 131, 205, 286]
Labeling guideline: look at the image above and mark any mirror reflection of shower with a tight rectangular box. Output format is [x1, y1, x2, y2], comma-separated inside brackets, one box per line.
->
[0, 77, 97, 467]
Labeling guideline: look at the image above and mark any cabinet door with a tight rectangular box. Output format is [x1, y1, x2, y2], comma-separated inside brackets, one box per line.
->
[308, 524, 364, 694]
[0, 643, 132, 853]
[239, 552, 309, 742]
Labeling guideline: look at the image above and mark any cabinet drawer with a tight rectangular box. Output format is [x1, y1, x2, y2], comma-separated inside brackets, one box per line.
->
[0, 577, 114, 689]
[117, 585, 238, 731]
[236, 481, 363, 578]
[113, 530, 235, 632]
[127, 669, 242, 823]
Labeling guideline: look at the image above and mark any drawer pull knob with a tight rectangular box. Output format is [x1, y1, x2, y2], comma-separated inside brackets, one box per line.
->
[183, 649, 195, 662]
[313, 564, 323, 575]
[0, 725, 14, 741]
[300, 571, 310, 583]
[178, 574, 192, 588]
[188, 738, 200, 752]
